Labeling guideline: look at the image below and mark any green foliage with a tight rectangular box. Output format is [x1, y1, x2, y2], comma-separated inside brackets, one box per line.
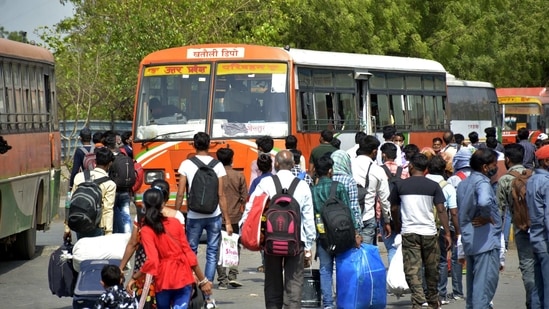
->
[39, 0, 549, 123]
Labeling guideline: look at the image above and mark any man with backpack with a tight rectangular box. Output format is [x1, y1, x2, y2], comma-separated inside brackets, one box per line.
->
[352, 135, 392, 245]
[497, 143, 538, 309]
[380, 142, 409, 264]
[242, 150, 315, 309]
[69, 127, 96, 192]
[312, 155, 361, 309]
[103, 131, 136, 234]
[64, 147, 117, 241]
[174, 132, 231, 308]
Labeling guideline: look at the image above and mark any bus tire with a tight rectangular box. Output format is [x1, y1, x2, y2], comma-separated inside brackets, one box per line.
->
[14, 225, 36, 260]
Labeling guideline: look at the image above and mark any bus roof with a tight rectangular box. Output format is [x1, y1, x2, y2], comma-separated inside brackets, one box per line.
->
[141, 43, 447, 74]
[0, 38, 54, 64]
[288, 48, 447, 73]
[498, 95, 543, 105]
[447, 79, 494, 88]
[497, 88, 549, 104]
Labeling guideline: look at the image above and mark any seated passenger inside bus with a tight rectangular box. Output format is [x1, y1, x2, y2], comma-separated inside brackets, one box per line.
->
[149, 97, 184, 119]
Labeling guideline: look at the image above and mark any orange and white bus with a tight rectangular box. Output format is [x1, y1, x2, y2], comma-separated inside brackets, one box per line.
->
[497, 95, 544, 144]
[447, 74, 499, 139]
[132, 44, 448, 209]
[0, 39, 61, 259]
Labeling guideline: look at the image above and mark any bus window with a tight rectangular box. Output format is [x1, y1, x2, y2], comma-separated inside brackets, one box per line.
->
[377, 94, 391, 128]
[0, 63, 5, 131]
[391, 95, 406, 130]
[211, 62, 289, 138]
[135, 64, 211, 140]
[334, 92, 358, 130]
[407, 95, 423, 130]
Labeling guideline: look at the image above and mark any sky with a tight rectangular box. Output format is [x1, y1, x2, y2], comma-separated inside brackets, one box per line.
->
[0, 0, 75, 43]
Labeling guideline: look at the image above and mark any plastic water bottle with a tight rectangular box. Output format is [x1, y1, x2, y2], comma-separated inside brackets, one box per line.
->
[65, 191, 71, 209]
[315, 214, 325, 234]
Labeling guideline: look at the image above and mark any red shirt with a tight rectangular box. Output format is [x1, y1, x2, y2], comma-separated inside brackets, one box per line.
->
[140, 217, 198, 292]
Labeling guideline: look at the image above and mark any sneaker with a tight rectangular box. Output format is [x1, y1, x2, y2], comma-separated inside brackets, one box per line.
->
[218, 283, 228, 290]
[440, 299, 451, 305]
[229, 280, 242, 287]
[205, 299, 217, 309]
[256, 265, 264, 273]
[422, 303, 429, 307]
[450, 294, 464, 301]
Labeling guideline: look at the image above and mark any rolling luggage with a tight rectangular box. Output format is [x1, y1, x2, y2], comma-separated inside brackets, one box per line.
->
[72, 259, 121, 309]
[48, 240, 78, 297]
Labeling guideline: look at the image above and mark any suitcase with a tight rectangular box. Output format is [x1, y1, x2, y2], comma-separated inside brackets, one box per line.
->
[72, 259, 122, 309]
[48, 241, 78, 297]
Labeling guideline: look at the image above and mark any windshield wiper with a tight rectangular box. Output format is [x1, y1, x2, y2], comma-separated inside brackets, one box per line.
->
[137, 130, 195, 144]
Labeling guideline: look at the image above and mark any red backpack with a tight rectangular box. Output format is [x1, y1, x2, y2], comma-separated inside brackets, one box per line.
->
[241, 193, 270, 251]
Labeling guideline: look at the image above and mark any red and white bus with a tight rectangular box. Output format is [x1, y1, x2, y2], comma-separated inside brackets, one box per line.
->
[131, 44, 448, 209]
[0, 38, 61, 259]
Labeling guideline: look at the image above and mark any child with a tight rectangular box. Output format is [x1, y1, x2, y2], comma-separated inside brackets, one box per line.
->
[95, 264, 138, 309]
[216, 148, 248, 289]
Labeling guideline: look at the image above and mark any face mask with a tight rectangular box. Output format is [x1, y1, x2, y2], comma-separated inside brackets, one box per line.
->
[486, 166, 498, 178]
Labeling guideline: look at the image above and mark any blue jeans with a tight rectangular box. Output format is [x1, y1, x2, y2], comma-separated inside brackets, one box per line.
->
[465, 248, 500, 309]
[438, 229, 463, 299]
[380, 222, 396, 264]
[186, 215, 222, 284]
[316, 241, 334, 308]
[113, 192, 131, 233]
[360, 217, 377, 245]
[515, 229, 539, 309]
[156, 285, 192, 309]
[533, 250, 549, 308]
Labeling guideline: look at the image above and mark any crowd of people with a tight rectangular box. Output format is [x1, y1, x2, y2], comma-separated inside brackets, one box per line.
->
[65, 124, 549, 309]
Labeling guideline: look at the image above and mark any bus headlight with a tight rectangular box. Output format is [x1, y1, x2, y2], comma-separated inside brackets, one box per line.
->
[145, 170, 164, 184]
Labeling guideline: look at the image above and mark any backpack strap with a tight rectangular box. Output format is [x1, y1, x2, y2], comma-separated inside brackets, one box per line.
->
[438, 180, 448, 189]
[272, 175, 283, 194]
[395, 166, 403, 178]
[508, 170, 522, 178]
[287, 177, 301, 196]
[94, 176, 111, 186]
[329, 181, 339, 199]
[364, 161, 373, 188]
[381, 164, 392, 178]
[207, 159, 219, 169]
[190, 156, 206, 168]
[84, 169, 92, 182]
[456, 171, 467, 180]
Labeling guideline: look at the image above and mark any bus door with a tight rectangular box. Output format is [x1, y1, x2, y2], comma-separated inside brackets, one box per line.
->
[355, 71, 373, 135]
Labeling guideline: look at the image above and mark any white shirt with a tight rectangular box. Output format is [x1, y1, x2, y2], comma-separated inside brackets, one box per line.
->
[346, 144, 359, 160]
[240, 170, 315, 250]
[178, 155, 226, 219]
[352, 155, 391, 222]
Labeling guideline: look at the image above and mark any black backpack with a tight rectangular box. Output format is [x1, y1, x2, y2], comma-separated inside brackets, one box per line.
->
[320, 181, 355, 255]
[68, 170, 109, 233]
[263, 175, 302, 256]
[109, 152, 136, 190]
[188, 156, 220, 214]
[381, 165, 403, 194]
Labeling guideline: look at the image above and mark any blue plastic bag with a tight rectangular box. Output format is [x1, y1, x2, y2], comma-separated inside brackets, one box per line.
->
[335, 244, 387, 309]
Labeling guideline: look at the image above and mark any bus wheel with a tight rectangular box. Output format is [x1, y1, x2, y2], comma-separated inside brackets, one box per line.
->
[14, 225, 36, 260]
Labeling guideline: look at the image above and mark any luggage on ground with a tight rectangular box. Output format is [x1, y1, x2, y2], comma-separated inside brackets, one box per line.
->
[336, 244, 387, 309]
[48, 240, 78, 298]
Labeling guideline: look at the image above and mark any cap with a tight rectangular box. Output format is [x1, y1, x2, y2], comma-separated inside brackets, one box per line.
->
[453, 147, 473, 171]
[535, 145, 549, 160]
[79, 127, 92, 138]
[538, 133, 548, 141]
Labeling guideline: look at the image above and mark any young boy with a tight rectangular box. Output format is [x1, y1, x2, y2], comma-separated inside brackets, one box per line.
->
[216, 148, 248, 289]
[94, 264, 138, 309]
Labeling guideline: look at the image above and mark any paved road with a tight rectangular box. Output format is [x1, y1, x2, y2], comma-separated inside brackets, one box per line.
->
[0, 207, 528, 309]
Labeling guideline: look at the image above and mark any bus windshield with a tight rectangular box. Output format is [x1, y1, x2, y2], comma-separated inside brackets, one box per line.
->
[135, 64, 212, 140]
[502, 103, 542, 131]
[212, 62, 289, 138]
